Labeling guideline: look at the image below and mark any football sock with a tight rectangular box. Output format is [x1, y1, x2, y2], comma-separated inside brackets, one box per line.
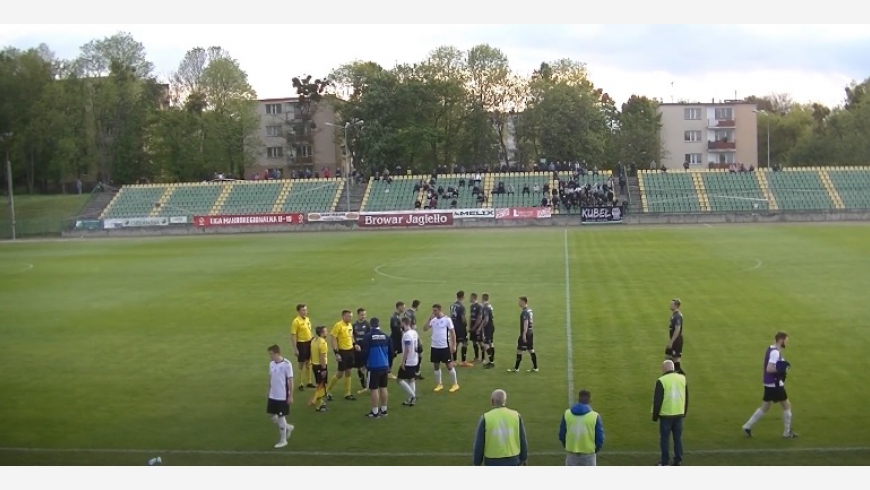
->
[371, 407, 379, 415]
[270, 415, 278, 424]
[409, 379, 416, 396]
[783, 410, 792, 434]
[461, 345, 468, 362]
[434, 369, 443, 385]
[530, 353, 538, 369]
[326, 375, 339, 392]
[357, 369, 366, 388]
[277, 416, 287, 440]
[514, 355, 522, 370]
[488, 347, 495, 362]
[473, 343, 480, 359]
[674, 361, 682, 373]
[744, 408, 765, 429]
[380, 405, 388, 413]
[449, 368, 458, 385]
[343, 375, 352, 396]
[452, 351, 457, 362]
[398, 380, 415, 399]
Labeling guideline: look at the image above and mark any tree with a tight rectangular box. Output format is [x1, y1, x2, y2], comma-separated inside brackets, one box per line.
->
[613, 95, 663, 167]
[75, 32, 154, 78]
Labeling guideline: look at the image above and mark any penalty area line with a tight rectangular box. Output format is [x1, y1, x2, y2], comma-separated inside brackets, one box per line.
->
[563, 229, 575, 407]
[0, 446, 868, 458]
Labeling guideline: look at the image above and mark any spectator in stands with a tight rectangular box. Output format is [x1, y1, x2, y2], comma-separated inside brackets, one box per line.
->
[324, 167, 330, 179]
[543, 182, 550, 195]
[749, 166, 755, 172]
[336, 168, 342, 179]
[729, 164, 737, 173]
[522, 184, 530, 195]
[414, 200, 422, 209]
[660, 165, 668, 174]
[507, 184, 515, 195]
[473, 173, 482, 187]
[533, 183, 540, 194]
[619, 175, 627, 195]
[428, 196, 438, 209]
[477, 193, 486, 205]
[541, 196, 550, 207]
[437, 185, 445, 197]
[739, 164, 747, 173]
[458, 177, 466, 188]
[683, 161, 690, 171]
[450, 199, 458, 208]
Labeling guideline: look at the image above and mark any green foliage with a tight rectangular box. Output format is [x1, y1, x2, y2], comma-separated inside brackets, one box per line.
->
[0, 35, 259, 190]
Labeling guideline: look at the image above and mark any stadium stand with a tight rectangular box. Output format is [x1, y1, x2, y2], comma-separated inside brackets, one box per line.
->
[278, 179, 342, 213]
[100, 185, 168, 219]
[766, 169, 835, 211]
[827, 166, 870, 209]
[362, 176, 417, 212]
[101, 179, 343, 220]
[489, 172, 553, 209]
[637, 171, 701, 213]
[701, 171, 770, 212]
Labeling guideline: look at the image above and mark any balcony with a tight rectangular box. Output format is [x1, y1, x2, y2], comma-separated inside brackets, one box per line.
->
[293, 110, 313, 120]
[708, 140, 737, 151]
[292, 155, 313, 164]
[708, 118, 735, 128]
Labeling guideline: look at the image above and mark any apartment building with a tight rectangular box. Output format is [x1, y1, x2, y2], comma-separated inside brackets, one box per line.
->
[658, 101, 758, 169]
[252, 97, 343, 177]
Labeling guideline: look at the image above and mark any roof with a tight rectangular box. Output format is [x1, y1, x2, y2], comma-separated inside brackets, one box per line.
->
[659, 100, 757, 107]
[258, 97, 300, 103]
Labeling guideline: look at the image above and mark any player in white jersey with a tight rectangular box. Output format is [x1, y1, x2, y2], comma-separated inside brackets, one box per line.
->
[424, 303, 459, 393]
[397, 317, 421, 406]
[267, 345, 295, 448]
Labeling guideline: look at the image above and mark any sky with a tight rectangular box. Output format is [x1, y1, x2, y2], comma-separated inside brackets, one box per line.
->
[2, 24, 870, 108]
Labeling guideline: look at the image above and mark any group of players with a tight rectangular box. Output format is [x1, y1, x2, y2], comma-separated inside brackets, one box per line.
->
[263, 295, 794, 449]
[280, 292, 539, 408]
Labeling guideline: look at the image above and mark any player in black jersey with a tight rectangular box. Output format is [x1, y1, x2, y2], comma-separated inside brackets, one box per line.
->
[510, 296, 538, 372]
[469, 293, 484, 363]
[450, 291, 472, 367]
[406, 299, 424, 380]
[480, 293, 496, 369]
[352, 308, 371, 393]
[666, 299, 685, 374]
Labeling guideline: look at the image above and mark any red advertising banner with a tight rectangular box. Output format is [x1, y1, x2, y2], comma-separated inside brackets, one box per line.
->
[495, 207, 553, 220]
[194, 213, 304, 227]
[358, 212, 454, 228]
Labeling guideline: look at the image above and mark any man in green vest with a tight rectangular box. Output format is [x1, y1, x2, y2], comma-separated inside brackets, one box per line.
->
[652, 360, 689, 466]
[559, 389, 605, 466]
[473, 389, 529, 466]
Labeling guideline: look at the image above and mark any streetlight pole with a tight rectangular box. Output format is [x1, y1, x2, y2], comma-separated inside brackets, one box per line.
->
[1, 132, 15, 241]
[753, 110, 771, 170]
[326, 119, 364, 213]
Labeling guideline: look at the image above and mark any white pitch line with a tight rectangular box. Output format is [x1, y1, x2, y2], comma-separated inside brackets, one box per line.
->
[740, 258, 764, 272]
[0, 446, 868, 458]
[563, 229, 575, 407]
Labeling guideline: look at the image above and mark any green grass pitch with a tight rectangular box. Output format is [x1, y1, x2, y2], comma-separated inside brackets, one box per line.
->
[1, 224, 870, 466]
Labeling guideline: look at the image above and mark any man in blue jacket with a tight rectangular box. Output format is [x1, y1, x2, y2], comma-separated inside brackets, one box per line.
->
[360, 318, 394, 418]
[558, 389, 604, 466]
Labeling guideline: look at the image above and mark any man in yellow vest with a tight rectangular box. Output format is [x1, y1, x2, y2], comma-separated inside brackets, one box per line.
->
[559, 389, 604, 466]
[652, 360, 689, 466]
[472, 389, 529, 466]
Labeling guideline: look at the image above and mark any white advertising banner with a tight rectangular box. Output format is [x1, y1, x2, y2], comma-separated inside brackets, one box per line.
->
[103, 217, 169, 229]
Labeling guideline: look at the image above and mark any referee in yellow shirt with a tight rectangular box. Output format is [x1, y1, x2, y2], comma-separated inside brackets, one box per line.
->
[290, 304, 314, 390]
[327, 310, 357, 401]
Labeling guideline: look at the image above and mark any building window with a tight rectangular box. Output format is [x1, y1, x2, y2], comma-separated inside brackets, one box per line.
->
[265, 103, 282, 115]
[714, 129, 735, 142]
[684, 108, 701, 120]
[286, 103, 297, 113]
[717, 152, 736, 164]
[715, 107, 734, 120]
[684, 130, 702, 142]
[266, 147, 284, 159]
[295, 145, 313, 158]
[684, 153, 702, 164]
[266, 125, 282, 137]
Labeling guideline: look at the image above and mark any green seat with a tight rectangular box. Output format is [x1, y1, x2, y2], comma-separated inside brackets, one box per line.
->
[640, 172, 700, 213]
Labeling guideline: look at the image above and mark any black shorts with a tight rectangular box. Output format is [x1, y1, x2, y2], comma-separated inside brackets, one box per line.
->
[517, 331, 534, 351]
[338, 349, 355, 371]
[666, 336, 684, 357]
[366, 369, 389, 390]
[312, 366, 328, 386]
[397, 366, 417, 380]
[430, 347, 452, 364]
[353, 349, 366, 369]
[763, 386, 788, 403]
[482, 325, 495, 345]
[470, 327, 482, 342]
[266, 398, 290, 416]
[296, 341, 312, 363]
[454, 325, 468, 343]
